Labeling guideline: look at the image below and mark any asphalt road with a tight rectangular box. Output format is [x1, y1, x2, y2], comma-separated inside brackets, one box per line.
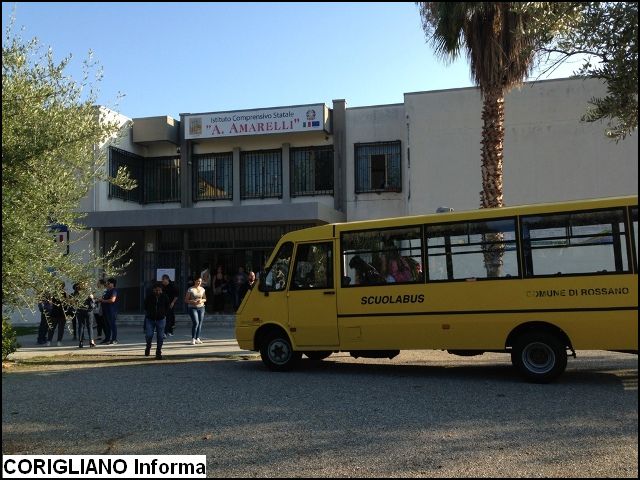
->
[2, 327, 638, 478]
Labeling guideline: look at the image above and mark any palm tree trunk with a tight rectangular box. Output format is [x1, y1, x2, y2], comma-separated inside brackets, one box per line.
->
[480, 88, 505, 209]
[480, 87, 505, 277]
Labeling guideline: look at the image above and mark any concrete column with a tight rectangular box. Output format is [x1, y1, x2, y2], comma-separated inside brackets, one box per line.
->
[233, 147, 241, 206]
[282, 143, 291, 203]
[93, 228, 102, 263]
[332, 99, 347, 213]
[179, 114, 192, 208]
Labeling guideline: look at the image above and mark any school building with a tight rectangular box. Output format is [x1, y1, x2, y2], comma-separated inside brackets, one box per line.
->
[75, 77, 637, 314]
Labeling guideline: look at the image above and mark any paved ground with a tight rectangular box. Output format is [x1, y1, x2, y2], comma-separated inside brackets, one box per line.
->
[3, 325, 638, 477]
[8, 321, 250, 361]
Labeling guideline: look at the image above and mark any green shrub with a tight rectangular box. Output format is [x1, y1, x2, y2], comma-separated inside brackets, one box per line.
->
[2, 317, 20, 361]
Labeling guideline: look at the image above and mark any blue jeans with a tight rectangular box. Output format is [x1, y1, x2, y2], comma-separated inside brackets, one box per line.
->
[188, 307, 205, 339]
[144, 317, 166, 350]
[105, 311, 117, 342]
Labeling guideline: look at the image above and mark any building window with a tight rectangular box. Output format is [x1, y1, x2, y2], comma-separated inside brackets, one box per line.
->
[193, 152, 233, 201]
[145, 157, 180, 203]
[355, 141, 401, 193]
[108, 147, 180, 204]
[157, 229, 184, 251]
[241, 149, 282, 199]
[290, 146, 334, 196]
[109, 147, 144, 203]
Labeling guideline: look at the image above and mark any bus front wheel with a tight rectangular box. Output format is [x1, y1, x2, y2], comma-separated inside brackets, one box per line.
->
[511, 331, 567, 383]
[260, 332, 301, 371]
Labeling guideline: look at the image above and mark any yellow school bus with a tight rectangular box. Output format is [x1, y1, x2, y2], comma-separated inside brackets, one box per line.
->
[235, 195, 638, 382]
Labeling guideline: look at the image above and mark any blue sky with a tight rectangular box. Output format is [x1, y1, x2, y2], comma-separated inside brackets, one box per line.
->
[2, 2, 581, 119]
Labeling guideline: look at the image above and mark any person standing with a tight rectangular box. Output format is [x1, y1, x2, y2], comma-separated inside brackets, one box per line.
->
[46, 281, 69, 347]
[36, 294, 53, 345]
[144, 282, 170, 359]
[232, 266, 248, 311]
[99, 278, 119, 345]
[212, 266, 227, 314]
[247, 271, 256, 289]
[93, 279, 107, 341]
[73, 282, 96, 348]
[161, 274, 178, 337]
[185, 277, 206, 345]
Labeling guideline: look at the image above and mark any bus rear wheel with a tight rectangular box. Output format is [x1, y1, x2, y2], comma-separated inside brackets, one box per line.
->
[260, 332, 301, 371]
[511, 331, 567, 383]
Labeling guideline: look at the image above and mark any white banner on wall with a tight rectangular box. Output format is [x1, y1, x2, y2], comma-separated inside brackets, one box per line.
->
[184, 104, 328, 139]
[156, 269, 175, 281]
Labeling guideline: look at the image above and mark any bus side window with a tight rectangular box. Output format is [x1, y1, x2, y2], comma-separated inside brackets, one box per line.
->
[291, 242, 333, 290]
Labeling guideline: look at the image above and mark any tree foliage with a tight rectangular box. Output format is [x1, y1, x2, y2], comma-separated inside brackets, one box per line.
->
[535, 2, 638, 141]
[417, 3, 582, 276]
[417, 3, 561, 209]
[2, 21, 135, 316]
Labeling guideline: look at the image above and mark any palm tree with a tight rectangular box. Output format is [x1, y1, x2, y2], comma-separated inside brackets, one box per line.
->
[418, 2, 539, 276]
[418, 2, 539, 209]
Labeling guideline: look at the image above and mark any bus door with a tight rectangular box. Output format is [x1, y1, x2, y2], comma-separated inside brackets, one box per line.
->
[287, 241, 339, 346]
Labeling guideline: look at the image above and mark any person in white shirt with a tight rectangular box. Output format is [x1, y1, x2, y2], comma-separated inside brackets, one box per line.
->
[185, 277, 207, 345]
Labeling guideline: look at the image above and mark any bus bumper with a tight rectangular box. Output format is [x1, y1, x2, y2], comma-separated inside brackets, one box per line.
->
[235, 326, 256, 351]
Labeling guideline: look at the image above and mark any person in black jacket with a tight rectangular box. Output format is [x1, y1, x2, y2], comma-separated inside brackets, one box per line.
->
[144, 282, 171, 360]
[46, 281, 70, 347]
[161, 274, 179, 337]
[72, 282, 96, 348]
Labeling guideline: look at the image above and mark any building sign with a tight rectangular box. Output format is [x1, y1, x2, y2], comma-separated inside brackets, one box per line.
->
[184, 104, 329, 139]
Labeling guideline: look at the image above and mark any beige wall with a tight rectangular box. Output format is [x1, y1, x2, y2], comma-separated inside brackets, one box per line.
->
[345, 104, 407, 220]
[405, 78, 638, 215]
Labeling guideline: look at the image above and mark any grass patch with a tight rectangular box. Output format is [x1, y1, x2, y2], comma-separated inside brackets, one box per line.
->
[13, 326, 38, 336]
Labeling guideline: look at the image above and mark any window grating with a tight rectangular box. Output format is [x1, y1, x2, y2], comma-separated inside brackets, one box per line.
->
[193, 152, 233, 201]
[240, 149, 282, 199]
[109, 147, 144, 202]
[108, 147, 180, 204]
[188, 224, 315, 250]
[290, 146, 334, 196]
[355, 141, 401, 193]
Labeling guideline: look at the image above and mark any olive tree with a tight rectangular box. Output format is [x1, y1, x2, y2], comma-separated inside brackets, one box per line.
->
[2, 21, 135, 319]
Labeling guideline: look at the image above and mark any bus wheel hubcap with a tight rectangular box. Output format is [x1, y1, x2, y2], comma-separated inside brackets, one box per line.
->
[522, 342, 555, 374]
[269, 340, 290, 365]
